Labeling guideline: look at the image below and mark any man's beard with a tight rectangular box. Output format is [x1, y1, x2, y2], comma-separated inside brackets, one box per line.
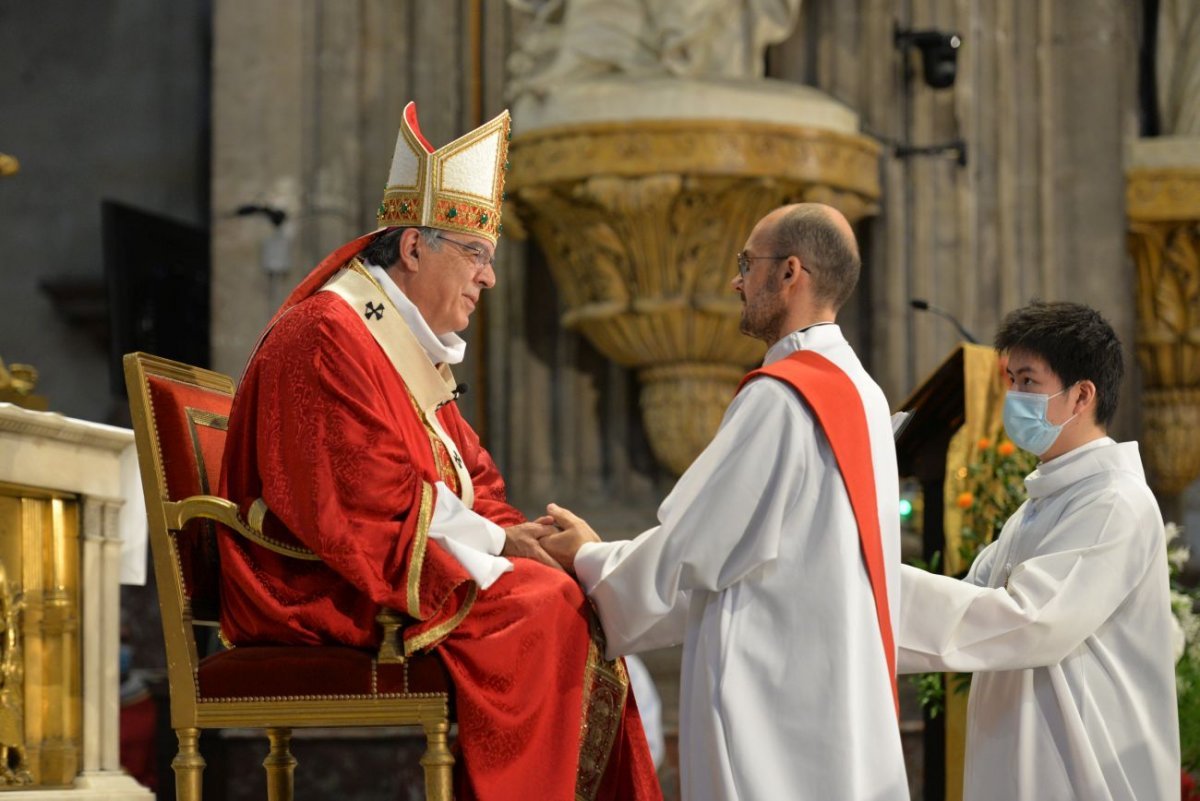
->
[739, 291, 787, 344]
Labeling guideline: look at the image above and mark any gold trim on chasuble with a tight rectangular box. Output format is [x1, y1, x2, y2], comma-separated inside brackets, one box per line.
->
[319, 260, 475, 507]
[405, 481, 435, 619]
[401, 481, 479, 655]
[405, 388, 462, 495]
[403, 583, 478, 656]
[574, 618, 631, 801]
[318, 261, 479, 650]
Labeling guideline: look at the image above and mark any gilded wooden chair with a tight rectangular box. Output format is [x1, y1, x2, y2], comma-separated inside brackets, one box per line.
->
[124, 352, 455, 801]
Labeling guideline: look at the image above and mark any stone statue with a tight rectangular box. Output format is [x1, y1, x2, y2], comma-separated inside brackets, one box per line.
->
[1157, 0, 1200, 135]
[507, 0, 802, 101]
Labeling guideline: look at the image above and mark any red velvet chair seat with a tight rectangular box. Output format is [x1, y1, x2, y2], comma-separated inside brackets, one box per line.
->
[198, 647, 451, 700]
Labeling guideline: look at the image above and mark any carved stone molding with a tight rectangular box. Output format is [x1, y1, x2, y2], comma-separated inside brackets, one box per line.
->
[510, 119, 881, 473]
[1127, 157, 1200, 494]
[1141, 388, 1200, 496]
[1127, 167, 1200, 222]
[509, 120, 882, 212]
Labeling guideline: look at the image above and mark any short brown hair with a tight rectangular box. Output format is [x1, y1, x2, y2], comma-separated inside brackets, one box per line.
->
[768, 205, 860, 310]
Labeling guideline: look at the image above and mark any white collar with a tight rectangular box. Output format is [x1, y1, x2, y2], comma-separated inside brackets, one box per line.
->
[1024, 437, 1146, 500]
[365, 262, 467, 365]
[762, 323, 844, 366]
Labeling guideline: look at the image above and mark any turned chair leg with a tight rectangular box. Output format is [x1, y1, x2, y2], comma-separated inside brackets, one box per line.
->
[172, 727, 205, 801]
[263, 727, 297, 801]
[420, 719, 455, 801]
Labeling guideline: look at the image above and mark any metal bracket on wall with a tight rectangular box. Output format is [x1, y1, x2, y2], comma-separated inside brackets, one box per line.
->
[894, 139, 968, 168]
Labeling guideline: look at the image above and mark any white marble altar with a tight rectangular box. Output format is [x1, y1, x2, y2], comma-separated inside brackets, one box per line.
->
[0, 403, 151, 800]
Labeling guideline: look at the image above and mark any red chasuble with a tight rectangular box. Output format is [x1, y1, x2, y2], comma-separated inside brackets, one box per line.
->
[218, 233, 661, 800]
[738, 350, 900, 715]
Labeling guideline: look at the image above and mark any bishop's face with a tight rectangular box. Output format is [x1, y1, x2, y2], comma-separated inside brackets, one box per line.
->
[732, 222, 788, 344]
[408, 230, 497, 334]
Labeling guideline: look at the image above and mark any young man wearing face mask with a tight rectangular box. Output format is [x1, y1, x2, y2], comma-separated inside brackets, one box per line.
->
[897, 301, 1179, 801]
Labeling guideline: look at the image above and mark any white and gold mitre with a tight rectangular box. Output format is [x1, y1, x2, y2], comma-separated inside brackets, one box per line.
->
[377, 102, 511, 244]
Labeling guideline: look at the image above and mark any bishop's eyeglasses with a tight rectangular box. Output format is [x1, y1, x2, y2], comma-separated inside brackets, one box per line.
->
[427, 230, 496, 268]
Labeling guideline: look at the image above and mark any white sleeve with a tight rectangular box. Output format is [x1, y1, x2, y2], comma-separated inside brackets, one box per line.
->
[427, 481, 512, 589]
[575, 538, 692, 657]
[963, 537, 1001, 587]
[575, 379, 808, 658]
[897, 489, 1161, 673]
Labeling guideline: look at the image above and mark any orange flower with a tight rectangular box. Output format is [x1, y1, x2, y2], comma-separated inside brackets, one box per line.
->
[997, 441, 1016, 457]
[956, 491, 975, 509]
[977, 437, 992, 450]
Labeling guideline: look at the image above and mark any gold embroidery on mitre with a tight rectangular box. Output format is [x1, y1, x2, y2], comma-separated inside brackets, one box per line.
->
[378, 101, 511, 244]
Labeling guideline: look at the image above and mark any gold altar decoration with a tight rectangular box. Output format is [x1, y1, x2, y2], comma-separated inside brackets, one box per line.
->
[508, 120, 881, 473]
[0, 483, 82, 788]
[1126, 164, 1200, 495]
[0, 155, 17, 178]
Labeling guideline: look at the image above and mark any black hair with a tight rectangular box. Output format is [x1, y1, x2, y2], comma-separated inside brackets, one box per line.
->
[994, 301, 1124, 427]
[358, 226, 441, 268]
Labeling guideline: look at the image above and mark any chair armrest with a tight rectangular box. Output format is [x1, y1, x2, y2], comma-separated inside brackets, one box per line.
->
[164, 495, 321, 561]
[167, 495, 410, 662]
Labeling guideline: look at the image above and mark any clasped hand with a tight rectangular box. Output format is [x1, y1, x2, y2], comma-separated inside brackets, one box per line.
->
[501, 503, 600, 574]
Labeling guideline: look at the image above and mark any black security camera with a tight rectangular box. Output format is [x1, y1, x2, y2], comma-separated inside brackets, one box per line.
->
[895, 27, 961, 89]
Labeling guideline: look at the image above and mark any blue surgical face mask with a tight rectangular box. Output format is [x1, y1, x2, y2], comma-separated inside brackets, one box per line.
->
[1003, 385, 1077, 456]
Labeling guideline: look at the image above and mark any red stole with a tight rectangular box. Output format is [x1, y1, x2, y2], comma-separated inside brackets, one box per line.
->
[738, 350, 899, 715]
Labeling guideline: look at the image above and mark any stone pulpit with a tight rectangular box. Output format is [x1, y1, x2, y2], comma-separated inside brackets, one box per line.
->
[0, 403, 151, 800]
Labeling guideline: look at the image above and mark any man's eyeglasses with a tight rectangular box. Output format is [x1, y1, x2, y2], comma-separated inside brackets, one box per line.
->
[427, 230, 496, 269]
[736, 251, 810, 278]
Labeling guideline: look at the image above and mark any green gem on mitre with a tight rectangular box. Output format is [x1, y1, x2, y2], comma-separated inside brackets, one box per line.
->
[479, 213, 489, 225]
[399, 201, 411, 214]
[503, 160, 510, 172]
[446, 207, 458, 219]
[497, 223, 504, 234]
[377, 202, 386, 216]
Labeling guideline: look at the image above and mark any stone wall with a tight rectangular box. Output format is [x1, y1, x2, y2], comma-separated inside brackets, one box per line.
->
[0, 0, 211, 423]
[209, 0, 672, 522]
[773, 0, 1142, 435]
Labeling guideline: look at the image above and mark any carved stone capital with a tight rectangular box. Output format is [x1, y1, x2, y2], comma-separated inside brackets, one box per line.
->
[1141, 388, 1200, 495]
[510, 119, 881, 472]
[1126, 152, 1200, 494]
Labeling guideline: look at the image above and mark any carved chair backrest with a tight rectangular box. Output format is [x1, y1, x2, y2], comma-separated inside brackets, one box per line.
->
[125, 353, 233, 632]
